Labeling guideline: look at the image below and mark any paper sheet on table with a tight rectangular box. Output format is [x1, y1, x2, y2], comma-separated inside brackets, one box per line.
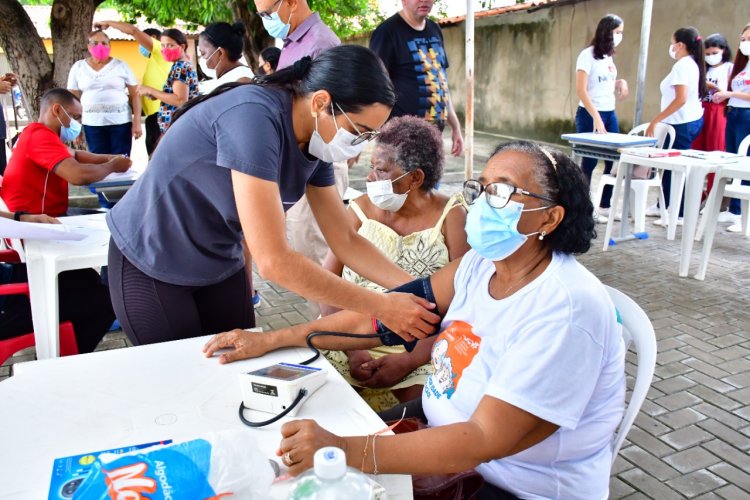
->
[100, 165, 145, 182]
[0, 217, 86, 240]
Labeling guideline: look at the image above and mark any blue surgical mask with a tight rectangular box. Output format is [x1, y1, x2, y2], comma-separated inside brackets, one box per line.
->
[465, 196, 542, 261]
[57, 107, 82, 143]
[262, 10, 292, 39]
[139, 45, 151, 58]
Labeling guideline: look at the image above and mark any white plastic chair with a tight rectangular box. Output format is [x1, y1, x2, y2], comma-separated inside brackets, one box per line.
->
[592, 123, 676, 232]
[722, 135, 750, 236]
[605, 285, 657, 464]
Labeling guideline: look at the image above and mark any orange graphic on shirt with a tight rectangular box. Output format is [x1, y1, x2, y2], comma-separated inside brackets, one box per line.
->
[426, 321, 481, 399]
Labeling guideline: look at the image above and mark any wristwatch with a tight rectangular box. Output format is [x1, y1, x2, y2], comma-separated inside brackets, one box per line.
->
[13, 211, 28, 221]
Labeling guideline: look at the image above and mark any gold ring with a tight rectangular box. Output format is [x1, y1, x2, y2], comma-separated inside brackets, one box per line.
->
[282, 451, 294, 466]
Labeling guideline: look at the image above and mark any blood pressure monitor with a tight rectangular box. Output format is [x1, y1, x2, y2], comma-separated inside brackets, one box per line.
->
[238, 362, 327, 417]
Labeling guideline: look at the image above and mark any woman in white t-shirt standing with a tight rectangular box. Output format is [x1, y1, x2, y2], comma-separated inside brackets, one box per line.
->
[197, 22, 255, 95]
[67, 30, 141, 156]
[575, 14, 628, 223]
[713, 23, 750, 232]
[646, 26, 706, 219]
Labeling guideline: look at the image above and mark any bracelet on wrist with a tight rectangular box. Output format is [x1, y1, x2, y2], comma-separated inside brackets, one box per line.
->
[13, 211, 28, 221]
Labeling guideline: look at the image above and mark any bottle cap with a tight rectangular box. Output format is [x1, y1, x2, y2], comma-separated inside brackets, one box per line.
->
[313, 447, 347, 480]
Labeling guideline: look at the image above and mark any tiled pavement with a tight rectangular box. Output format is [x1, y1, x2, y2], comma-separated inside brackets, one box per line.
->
[3, 166, 750, 499]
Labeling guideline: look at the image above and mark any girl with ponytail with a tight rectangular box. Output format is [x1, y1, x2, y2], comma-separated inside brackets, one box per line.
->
[646, 26, 706, 220]
[106, 45, 439, 347]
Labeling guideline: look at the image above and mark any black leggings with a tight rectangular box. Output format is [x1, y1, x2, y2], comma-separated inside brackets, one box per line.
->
[108, 241, 255, 346]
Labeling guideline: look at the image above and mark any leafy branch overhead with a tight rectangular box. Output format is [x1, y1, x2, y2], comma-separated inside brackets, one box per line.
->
[112, 0, 380, 40]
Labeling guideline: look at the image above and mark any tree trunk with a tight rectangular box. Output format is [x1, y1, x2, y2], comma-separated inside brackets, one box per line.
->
[0, 0, 55, 119]
[0, 0, 103, 120]
[231, 0, 273, 73]
[50, 0, 105, 93]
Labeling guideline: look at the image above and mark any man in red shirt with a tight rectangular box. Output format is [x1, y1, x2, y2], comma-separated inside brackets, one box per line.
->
[0, 88, 132, 217]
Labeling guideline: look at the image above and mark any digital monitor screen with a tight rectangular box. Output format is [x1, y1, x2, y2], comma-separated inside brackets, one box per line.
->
[249, 364, 312, 381]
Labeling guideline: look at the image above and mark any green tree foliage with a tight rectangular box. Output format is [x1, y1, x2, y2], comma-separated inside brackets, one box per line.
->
[114, 0, 379, 40]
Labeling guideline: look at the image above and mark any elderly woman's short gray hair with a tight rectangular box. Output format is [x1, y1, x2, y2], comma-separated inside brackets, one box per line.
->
[375, 115, 444, 191]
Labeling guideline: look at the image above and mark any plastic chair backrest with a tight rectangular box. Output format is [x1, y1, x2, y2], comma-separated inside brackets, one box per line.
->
[605, 285, 657, 465]
[738, 134, 750, 157]
[628, 123, 676, 150]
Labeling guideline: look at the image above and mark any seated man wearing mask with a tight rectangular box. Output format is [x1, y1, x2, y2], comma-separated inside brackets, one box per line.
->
[0, 89, 131, 217]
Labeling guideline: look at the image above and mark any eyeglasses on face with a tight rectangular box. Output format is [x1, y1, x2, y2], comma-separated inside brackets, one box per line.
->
[258, 0, 284, 20]
[462, 179, 555, 209]
[332, 102, 380, 146]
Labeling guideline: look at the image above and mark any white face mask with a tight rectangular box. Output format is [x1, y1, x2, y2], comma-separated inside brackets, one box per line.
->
[613, 32, 623, 47]
[308, 104, 367, 163]
[366, 171, 411, 212]
[705, 53, 723, 66]
[740, 40, 750, 57]
[669, 43, 678, 60]
[199, 47, 219, 78]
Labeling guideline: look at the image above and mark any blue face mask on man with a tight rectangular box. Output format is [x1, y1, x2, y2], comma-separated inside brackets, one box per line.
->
[261, 2, 292, 39]
[57, 107, 82, 143]
[465, 194, 546, 261]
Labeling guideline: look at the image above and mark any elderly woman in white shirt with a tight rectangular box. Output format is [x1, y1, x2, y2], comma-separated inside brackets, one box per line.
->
[67, 30, 141, 155]
[204, 141, 626, 499]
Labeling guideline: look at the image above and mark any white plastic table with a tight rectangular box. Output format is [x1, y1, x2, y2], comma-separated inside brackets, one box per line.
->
[604, 153, 723, 277]
[23, 214, 110, 359]
[695, 160, 750, 280]
[0, 336, 412, 499]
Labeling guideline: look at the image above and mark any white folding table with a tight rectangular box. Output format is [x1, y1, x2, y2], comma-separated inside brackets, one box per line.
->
[695, 160, 750, 280]
[0, 336, 412, 499]
[604, 153, 725, 277]
[23, 214, 110, 359]
[561, 132, 657, 244]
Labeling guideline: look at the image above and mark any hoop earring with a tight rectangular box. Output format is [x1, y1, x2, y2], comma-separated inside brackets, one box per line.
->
[538, 230, 547, 241]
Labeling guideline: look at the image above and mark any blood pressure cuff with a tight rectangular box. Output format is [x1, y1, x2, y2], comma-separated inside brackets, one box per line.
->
[375, 276, 441, 352]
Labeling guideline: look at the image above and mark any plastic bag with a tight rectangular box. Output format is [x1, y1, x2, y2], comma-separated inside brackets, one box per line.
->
[72, 430, 275, 499]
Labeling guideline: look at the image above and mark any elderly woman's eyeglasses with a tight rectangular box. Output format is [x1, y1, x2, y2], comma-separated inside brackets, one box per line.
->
[333, 103, 380, 146]
[463, 179, 555, 209]
[258, 0, 284, 20]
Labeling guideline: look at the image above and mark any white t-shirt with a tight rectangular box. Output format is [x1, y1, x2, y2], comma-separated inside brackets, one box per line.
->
[422, 250, 625, 500]
[728, 62, 750, 108]
[198, 65, 255, 95]
[660, 56, 703, 124]
[67, 59, 138, 126]
[576, 46, 617, 111]
[705, 62, 733, 101]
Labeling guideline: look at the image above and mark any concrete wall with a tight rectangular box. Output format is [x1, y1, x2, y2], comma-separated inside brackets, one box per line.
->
[361, 0, 750, 144]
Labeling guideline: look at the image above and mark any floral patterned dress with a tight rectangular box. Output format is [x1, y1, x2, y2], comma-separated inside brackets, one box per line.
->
[157, 60, 199, 134]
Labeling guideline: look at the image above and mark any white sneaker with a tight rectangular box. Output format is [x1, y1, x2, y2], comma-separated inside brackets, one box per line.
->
[593, 212, 608, 224]
[717, 210, 741, 223]
[598, 207, 610, 217]
[727, 221, 743, 233]
[645, 204, 661, 217]
[653, 217, 683, 227]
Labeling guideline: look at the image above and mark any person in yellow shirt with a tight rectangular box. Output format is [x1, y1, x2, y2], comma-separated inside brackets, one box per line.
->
[95, 21, 172, 156]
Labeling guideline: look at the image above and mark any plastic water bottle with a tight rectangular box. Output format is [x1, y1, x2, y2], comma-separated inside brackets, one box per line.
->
[288, 447, 383, 500]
